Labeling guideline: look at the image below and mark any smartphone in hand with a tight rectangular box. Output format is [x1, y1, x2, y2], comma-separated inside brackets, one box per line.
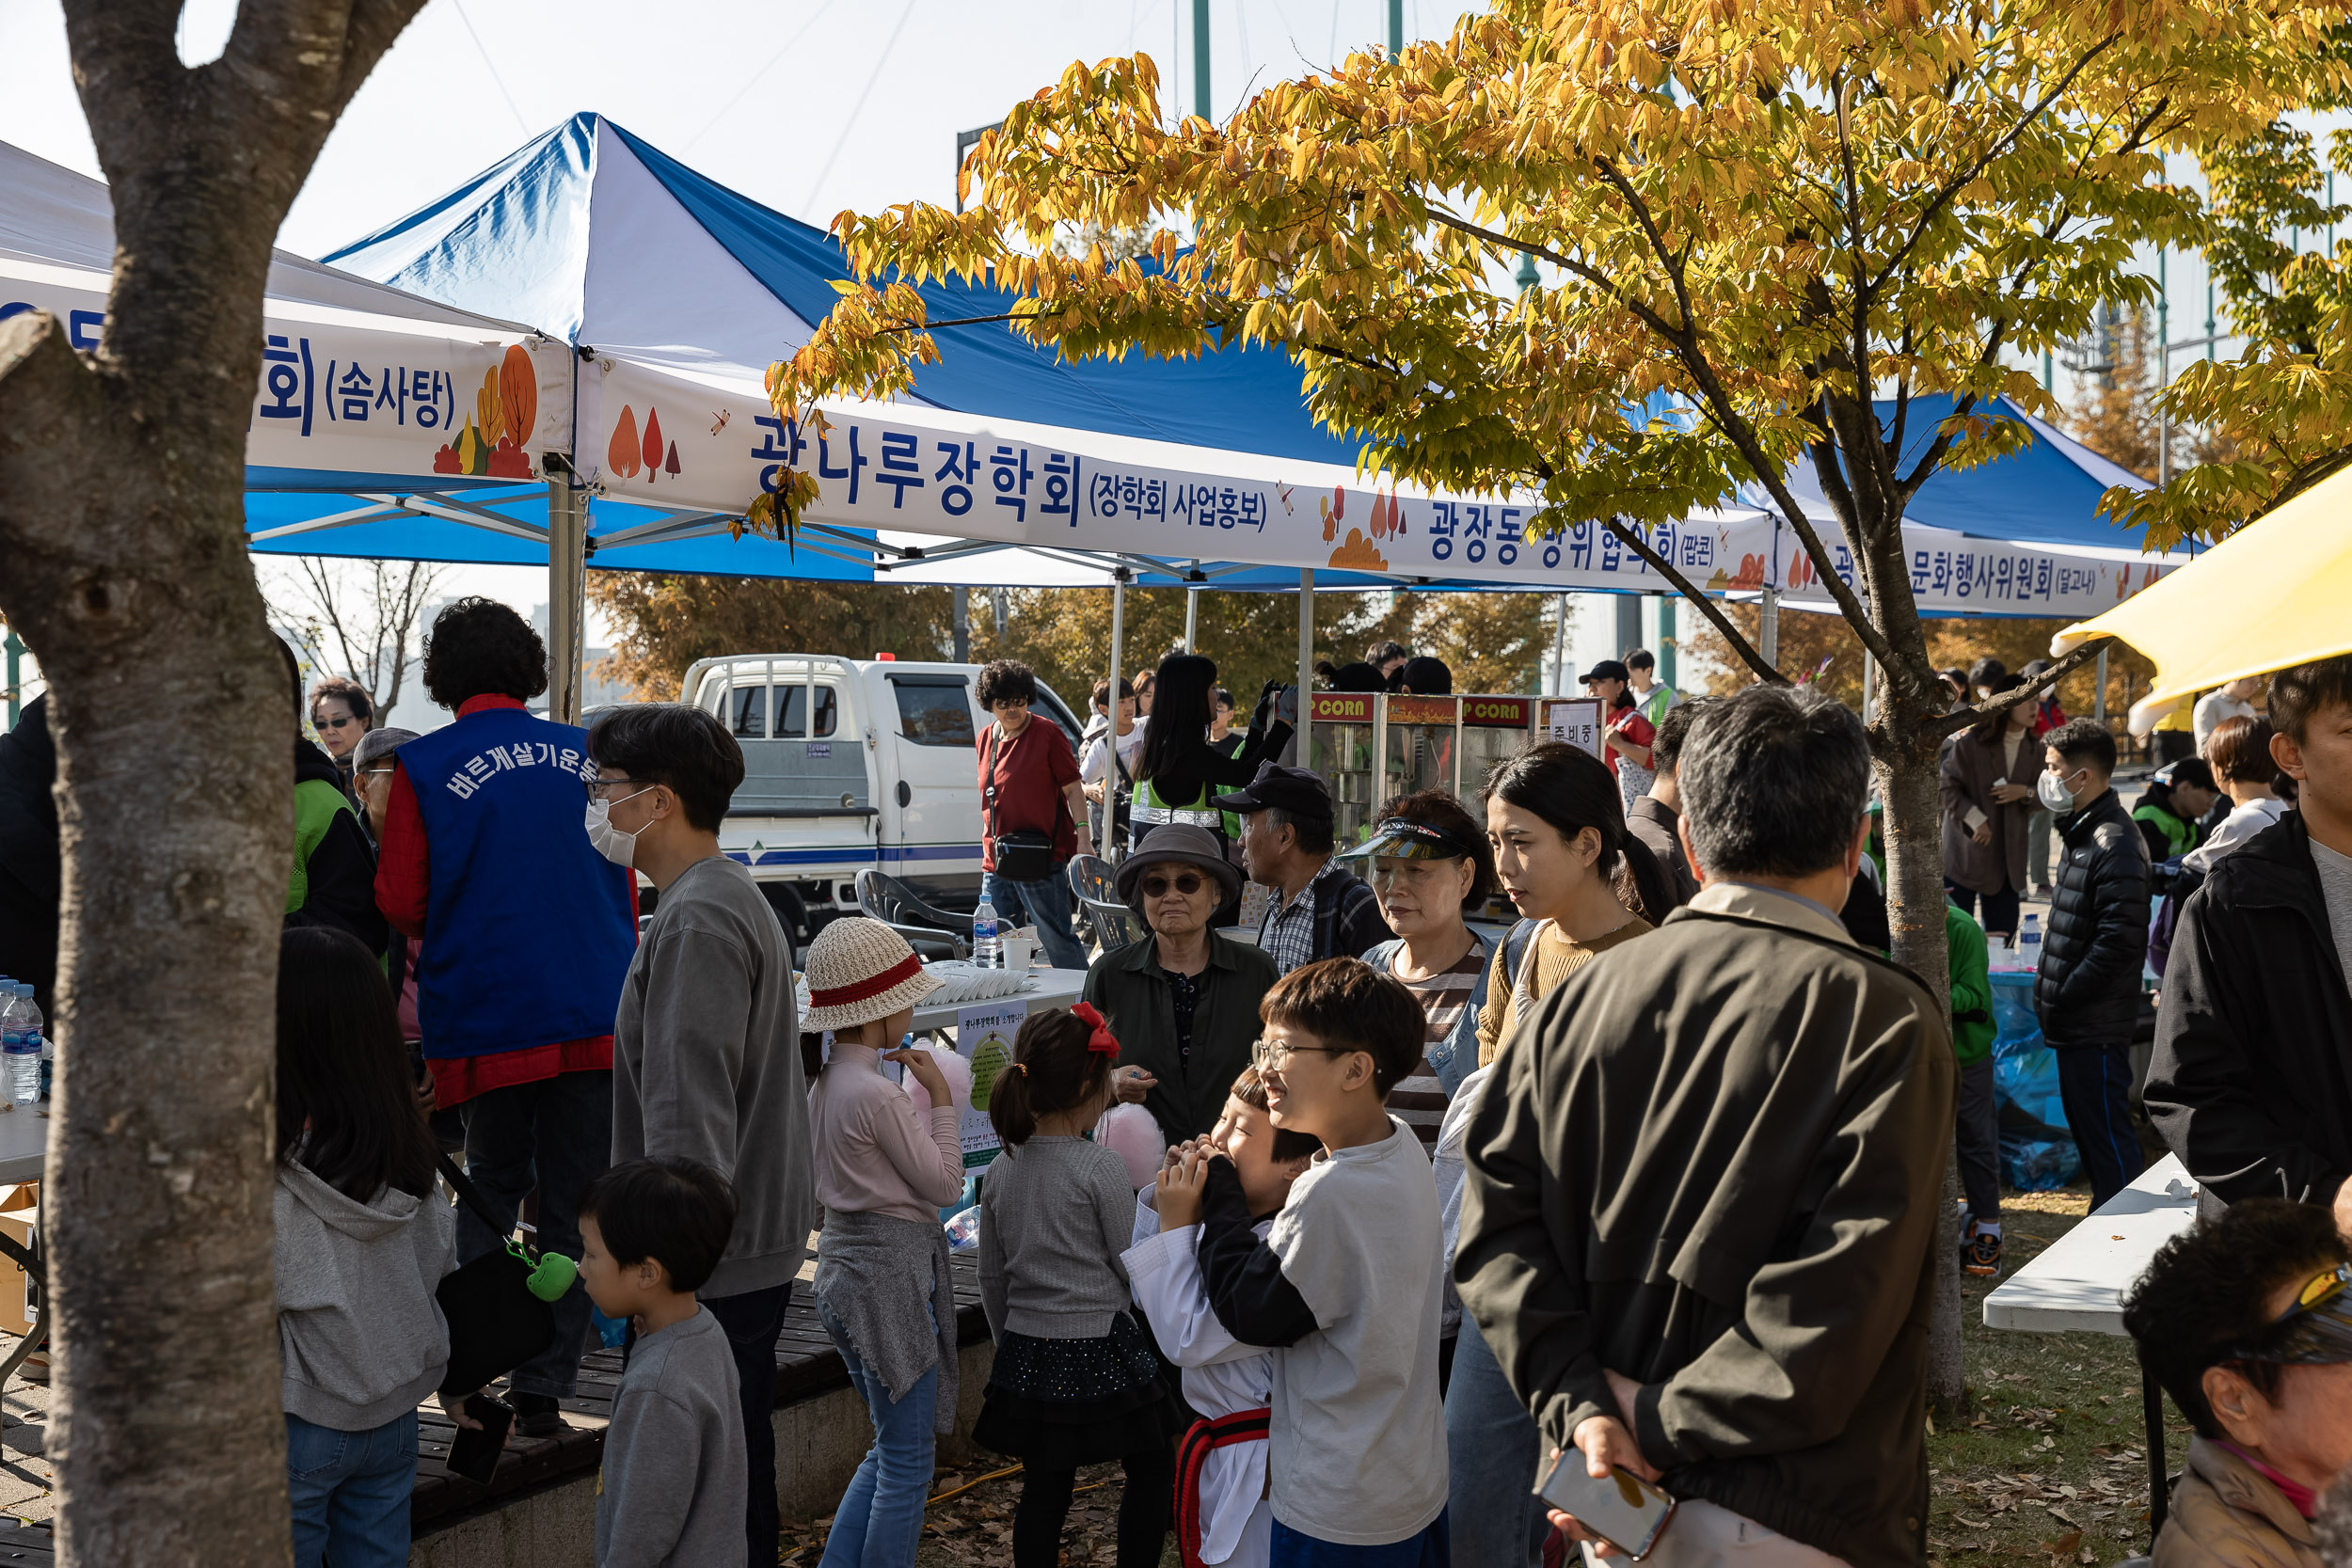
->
[447, 1393, 516, 1484]
[1535, 1449, 1676, 1559]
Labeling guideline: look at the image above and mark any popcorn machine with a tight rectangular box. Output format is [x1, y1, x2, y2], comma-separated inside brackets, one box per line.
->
[1303, 692, 1606, 849]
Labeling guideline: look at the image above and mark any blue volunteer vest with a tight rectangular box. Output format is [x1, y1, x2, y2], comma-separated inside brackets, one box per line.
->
[397, 706, 637, 1059]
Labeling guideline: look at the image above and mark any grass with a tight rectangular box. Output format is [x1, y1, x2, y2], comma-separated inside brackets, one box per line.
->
[1932, 1185, 2191, 1566]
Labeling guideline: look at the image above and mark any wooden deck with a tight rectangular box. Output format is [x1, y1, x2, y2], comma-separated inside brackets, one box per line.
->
[409, 1252, 990, 1529]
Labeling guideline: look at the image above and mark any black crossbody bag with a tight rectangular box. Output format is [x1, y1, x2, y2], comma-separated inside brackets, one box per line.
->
[434, 1151, 575, 1396]
[983, 725, 1060, 881]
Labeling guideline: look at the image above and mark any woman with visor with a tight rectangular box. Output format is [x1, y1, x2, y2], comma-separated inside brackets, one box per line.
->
[1355, 790, 1500, 1148]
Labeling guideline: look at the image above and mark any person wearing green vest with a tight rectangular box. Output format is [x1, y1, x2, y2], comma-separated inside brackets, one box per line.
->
[1947, 900, 2001, 1275]
[1128, 653, 1294, 860]
[278, 641, 387, 956]
[2133, 757, 2220, 864]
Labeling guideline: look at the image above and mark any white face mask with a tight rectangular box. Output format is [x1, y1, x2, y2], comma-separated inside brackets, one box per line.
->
[2037, 768, 2080, 814]
[584, 786, 654, 867]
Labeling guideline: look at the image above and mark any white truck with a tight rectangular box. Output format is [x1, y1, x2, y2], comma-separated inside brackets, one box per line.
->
[675, 654, 1087, 944]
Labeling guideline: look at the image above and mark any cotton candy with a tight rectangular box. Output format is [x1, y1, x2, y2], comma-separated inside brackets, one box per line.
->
[1096, 1101, 1168, 1190]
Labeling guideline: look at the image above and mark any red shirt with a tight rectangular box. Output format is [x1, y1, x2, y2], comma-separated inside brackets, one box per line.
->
[374, 693, 620, 1107]
[1604, 706, 1657, 776]
[977, 716, 1081, 870]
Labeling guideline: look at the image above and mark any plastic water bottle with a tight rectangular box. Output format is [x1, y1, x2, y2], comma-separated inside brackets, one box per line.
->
[972, 896, 1001, 970]
[2017, 913, 2043, 974]
[0, 987, 36, 1107]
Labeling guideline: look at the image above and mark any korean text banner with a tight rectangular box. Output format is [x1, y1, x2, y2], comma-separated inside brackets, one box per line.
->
[0, 257, 572, 486]
[587, 356, 2171, 618]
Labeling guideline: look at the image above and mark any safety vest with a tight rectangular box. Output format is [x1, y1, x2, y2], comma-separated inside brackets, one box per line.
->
[1129, 774, 1241, 848]
[2134, 801, 2196, 861]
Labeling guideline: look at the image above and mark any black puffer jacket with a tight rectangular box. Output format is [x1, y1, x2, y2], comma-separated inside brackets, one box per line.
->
[2035, 787, 2150, 1048]
[2146, 811, 2352, 1220]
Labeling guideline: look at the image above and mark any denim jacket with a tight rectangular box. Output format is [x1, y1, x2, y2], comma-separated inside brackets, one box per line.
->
[1361, 935, 1491, 1095]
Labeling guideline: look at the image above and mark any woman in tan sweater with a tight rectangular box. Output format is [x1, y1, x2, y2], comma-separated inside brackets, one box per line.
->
[1474, 742, 1669, 1066]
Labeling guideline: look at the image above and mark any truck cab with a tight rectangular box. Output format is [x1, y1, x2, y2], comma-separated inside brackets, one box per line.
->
[677, 655, 1084, 943]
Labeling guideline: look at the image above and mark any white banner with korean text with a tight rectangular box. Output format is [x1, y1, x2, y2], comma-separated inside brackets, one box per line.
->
[0, 256, 572, 484]
[585, 354, 2178, 619]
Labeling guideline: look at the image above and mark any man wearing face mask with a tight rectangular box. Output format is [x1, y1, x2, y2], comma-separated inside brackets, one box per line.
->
[589, 704, 817, 1567]
[372, 598, 638, 1437]
[2033, 719, 2152, 1210]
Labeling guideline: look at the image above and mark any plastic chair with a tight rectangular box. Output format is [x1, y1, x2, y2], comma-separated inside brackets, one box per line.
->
[1067, 855, 1147, 951]
[852, 869, 972, 962]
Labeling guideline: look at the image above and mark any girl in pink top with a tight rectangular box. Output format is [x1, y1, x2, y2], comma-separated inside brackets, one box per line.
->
[803, 918, 962, 1568]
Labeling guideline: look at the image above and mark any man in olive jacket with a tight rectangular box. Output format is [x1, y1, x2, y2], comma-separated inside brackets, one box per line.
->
[1457, 684, 1953, 1568]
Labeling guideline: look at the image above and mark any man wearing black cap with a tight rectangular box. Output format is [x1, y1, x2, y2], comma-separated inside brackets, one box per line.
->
[1214, 763, 1392, 975]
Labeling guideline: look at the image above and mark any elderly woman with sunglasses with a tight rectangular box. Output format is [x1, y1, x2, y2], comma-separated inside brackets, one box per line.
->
[1080, 824, 1280, 1148]
[2124, 1196, 2352, 1566]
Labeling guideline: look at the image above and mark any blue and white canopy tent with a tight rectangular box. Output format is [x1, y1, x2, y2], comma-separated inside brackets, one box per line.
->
[2, 120, 2179, 718]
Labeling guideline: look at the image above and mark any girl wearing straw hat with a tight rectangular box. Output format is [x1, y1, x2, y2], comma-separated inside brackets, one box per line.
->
[803, 918, 962, 1568]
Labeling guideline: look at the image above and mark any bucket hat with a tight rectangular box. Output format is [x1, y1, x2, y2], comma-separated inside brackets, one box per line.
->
[1115, 823, 1243, 908]
[801, 916, 942, 1034]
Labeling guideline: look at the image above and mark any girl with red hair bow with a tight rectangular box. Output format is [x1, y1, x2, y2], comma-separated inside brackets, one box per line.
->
[974, 1006, 1183, 1568]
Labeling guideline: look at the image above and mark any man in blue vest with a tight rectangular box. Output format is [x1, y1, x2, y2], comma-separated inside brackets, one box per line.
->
[374, 598, 637, 1435]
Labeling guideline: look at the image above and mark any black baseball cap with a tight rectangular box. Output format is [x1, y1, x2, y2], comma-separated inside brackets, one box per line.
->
[1581, 659, 1631, 686]
[1211, 762, 1333, 819]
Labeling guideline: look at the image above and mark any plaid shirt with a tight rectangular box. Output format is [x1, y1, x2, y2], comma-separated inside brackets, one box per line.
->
[1258, 858, 1392, 976]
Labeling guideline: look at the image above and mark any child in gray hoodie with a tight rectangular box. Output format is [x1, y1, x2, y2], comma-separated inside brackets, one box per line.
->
[274, 928, 476, 1568]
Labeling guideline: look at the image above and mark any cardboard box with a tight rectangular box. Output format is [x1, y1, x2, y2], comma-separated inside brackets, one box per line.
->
[0, 1183, 40, 1337]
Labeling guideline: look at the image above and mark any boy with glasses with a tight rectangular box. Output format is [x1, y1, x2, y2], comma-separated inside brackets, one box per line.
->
[1194, 958, 1449, 1565]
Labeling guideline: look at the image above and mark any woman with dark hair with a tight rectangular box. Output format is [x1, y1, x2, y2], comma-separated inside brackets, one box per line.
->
[1444, 746, 1658, 1568]
[1129, 653, 1293, 856]
[1473, 742, 1662, 1068]
[372, 595, 637, 1435]
[1940, 673, 2038, 942]
[273, 927, 478, 1568]
[2192, 715, 2294, 869]
[2137, 756, 2221, 863]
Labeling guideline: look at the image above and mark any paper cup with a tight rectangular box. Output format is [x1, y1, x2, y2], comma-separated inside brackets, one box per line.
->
[1000, 934, 1036, 973]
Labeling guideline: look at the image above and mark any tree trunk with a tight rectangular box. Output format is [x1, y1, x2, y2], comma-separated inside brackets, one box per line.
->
[1876, 733, 1967, 1418]
[0, 7, 423, 1560]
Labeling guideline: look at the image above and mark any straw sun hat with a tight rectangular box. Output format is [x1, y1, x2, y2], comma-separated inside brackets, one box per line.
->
[801, 916, 942, 1034]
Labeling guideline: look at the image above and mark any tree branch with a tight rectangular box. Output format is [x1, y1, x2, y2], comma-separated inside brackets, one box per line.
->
[1867, 30, 2122, 294]
[1929, 634, 2111, 742]
[1596, 513, 1786, 684]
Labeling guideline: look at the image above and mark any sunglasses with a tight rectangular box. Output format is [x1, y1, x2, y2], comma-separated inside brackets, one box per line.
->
[2228, 1262, 2352, 1366]
[315, 715, 360, 729]
[1140, 872, 1206, 898]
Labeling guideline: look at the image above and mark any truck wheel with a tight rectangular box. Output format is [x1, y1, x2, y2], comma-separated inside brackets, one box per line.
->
[759, 881, 811, 949]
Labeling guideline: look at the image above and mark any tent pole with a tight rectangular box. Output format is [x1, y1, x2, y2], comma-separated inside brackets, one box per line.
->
[1184, 577, 1199, 652]
[1295, 568, 1314, 770]
[1758, 587, 1779, 673]
[2095, 647, 2109, 727]
[953, 587, 971, 663]
[546, 474, 586, 724]
[1108, 570, 1126, 861]
[1553, 594, 1569, 695]
[1860, 652, 1874, 723]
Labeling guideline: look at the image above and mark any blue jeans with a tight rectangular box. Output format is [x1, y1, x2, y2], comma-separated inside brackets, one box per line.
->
[1444, 1318, 1547, 1568]
[2056, 1041, 2140, 1211]
[286, 1410, 418, 1568]
[818, 1299, 941, 1568]
[1271, 1509, 1450, 1566]
[980, 868, 1088, 971]
[453, 1068, 611, 1398]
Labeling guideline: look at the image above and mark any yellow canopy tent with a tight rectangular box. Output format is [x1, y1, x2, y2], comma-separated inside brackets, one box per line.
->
[2055, 465, 2352, 734]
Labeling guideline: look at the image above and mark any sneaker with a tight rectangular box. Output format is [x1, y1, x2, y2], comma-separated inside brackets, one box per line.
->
[510, 1390, 565, 1438]
[1963, 1227, 2003, 1277]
